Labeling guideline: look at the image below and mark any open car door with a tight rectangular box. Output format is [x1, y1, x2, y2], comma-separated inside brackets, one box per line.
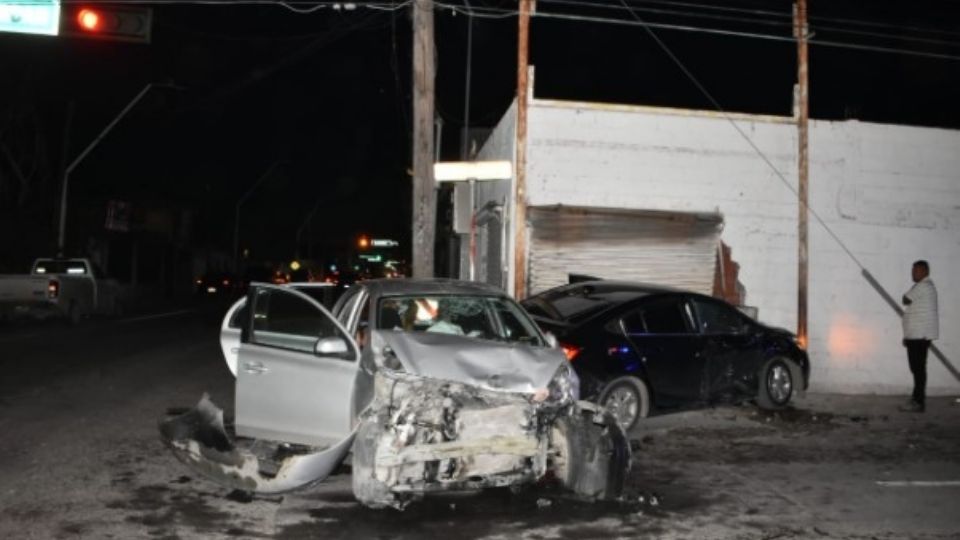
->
[160, 284, 361, 494]
[236, 284, 360, 445]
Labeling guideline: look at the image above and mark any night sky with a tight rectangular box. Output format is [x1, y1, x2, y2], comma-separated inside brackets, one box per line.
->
[1, 0, 958, 274]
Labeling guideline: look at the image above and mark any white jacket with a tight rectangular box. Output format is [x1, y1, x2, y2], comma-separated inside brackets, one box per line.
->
[903, 277, 938, 340]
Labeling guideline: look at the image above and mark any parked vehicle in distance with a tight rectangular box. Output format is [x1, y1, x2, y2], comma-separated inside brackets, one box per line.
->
[0, 258, 121, 324]
[194, 272, 241, 297]
[522, 280, 810, 432]
[161, 278, 630, 509]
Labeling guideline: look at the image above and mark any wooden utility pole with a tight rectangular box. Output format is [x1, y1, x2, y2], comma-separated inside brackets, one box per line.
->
[513, 0, 532, 299]
[412, 0, 436, 278]
[795, 0, 809, 348]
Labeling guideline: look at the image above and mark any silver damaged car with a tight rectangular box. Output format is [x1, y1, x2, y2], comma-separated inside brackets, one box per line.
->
[160, 279, 631, 509]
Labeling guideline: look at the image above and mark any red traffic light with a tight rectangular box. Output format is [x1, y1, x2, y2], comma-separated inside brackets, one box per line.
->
[77, 9, 101, 31]
[63, 5, 153, 43]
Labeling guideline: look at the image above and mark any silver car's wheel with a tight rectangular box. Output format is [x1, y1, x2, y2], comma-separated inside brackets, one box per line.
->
[599, 376, 650, 432]
[757, 357, 795, 410]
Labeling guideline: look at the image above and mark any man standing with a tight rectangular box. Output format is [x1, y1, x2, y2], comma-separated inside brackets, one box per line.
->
[900, 260, 939, 413]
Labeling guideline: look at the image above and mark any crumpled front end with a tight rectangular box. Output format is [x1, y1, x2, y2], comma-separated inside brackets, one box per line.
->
[159, 394, 354, 494]
[351, 369, 627, 509]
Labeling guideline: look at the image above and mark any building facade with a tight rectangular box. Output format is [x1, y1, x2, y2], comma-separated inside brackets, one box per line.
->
[461, 81, 960, 395]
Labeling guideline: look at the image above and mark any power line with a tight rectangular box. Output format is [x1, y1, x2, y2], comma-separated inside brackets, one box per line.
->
[626, 0, 960, 40]
[434, 2, 960, 62]
[613, 0, 867, 270]
[540, 0, 793, 29]
[540, 0, 960, 49]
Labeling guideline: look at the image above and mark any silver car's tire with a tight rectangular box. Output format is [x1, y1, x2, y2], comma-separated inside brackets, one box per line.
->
[598, 376, 650, 432]
[757, 357, 795, 410]
[351, 414, 397, 509]
[550, 409, 630, 501]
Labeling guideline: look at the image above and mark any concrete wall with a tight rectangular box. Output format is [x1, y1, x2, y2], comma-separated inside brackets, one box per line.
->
[519, 98, 960, 395]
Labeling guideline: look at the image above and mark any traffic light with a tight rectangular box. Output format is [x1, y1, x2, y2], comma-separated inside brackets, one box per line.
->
[62, 4, 152, 43]
[358, 235, 370, 250]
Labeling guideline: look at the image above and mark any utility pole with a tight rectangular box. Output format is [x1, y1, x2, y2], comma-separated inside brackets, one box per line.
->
[460, 0, 474, 160]
[795, 0, 809, 349]
[412, 0, 436, 278]
[513, 0, 532, 299]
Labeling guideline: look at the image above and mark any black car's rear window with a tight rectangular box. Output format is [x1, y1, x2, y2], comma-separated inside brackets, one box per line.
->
[526, 290, 644, 324]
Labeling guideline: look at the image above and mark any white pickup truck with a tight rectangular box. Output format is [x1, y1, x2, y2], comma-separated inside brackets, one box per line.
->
[0, 258, 121, 324]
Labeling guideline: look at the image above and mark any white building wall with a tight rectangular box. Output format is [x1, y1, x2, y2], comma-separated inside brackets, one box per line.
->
[522, 99, 960, 395]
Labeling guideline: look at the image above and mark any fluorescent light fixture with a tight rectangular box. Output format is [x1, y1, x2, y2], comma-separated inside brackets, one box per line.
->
[35, 267, 47, 274]
[67, 267, 86, 274]
[434, 161, 513, 182]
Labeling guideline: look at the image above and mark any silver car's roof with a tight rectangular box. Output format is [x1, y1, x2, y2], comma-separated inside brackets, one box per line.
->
[356, 278, 508, 298]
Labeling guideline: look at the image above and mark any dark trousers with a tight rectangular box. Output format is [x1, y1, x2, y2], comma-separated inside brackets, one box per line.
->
[904, 339, 931, 405]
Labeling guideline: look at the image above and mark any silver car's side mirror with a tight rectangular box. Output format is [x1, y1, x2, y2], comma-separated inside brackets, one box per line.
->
[544, 332, 559, 349]
[315, 336, 349, 357]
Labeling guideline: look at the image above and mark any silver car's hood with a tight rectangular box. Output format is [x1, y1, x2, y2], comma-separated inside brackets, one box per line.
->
[372, 330, 565, 394]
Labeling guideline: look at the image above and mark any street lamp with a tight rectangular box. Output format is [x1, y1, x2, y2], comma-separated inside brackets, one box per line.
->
[56, 81, 183, 256]
[234, 160, 286, 270]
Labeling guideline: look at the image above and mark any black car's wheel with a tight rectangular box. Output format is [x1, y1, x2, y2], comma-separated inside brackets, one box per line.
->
[598, 376, 650, 432]
[757, 357, 795, 410]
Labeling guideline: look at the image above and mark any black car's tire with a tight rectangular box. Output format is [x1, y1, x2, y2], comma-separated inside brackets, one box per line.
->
[757, 357, 795, 410]
[550, 409, 630, 501]
[598, 376, 650, 433]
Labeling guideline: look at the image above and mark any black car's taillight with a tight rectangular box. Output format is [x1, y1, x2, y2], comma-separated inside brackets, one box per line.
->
[560, 342, 582, 362]
[47, 279, 59, 299]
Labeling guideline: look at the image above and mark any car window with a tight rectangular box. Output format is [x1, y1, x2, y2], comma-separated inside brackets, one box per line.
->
[493, 299, 544, 345]
[620, 310, 646, 334]
[292, 285, 335, 309]
[250, 288, 351, 356]
[378, 295, 542, 345]
[229, 302, 248, 329]
[334, 287, 364, 328]
[693, 298, 747, 334]
[635, 297, 692, 334]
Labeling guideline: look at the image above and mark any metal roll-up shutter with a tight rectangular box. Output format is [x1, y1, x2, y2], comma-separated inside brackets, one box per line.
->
[528, 205, 723, 295]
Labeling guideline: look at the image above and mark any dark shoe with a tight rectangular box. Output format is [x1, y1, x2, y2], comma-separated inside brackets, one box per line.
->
[899, 401, 924, 413]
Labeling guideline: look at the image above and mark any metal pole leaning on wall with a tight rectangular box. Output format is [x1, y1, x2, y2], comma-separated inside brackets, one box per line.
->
[795, 0, 810, 349]
[860, 269, 960, 382]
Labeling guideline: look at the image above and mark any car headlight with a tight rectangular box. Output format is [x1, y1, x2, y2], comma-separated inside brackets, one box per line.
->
[533, 362, 579, 405]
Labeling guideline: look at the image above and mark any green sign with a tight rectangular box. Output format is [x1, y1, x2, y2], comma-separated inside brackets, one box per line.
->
[0, 0, 60, 36]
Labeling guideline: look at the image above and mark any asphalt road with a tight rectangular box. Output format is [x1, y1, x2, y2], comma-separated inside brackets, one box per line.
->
[0, 302, 958, 539]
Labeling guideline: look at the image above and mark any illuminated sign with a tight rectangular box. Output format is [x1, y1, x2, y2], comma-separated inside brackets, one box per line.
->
[0, 0, 60, 36]
[371, 239, 399, 247]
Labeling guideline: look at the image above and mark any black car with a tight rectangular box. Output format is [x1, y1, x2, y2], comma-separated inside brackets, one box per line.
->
[522, 281, 810, 431]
